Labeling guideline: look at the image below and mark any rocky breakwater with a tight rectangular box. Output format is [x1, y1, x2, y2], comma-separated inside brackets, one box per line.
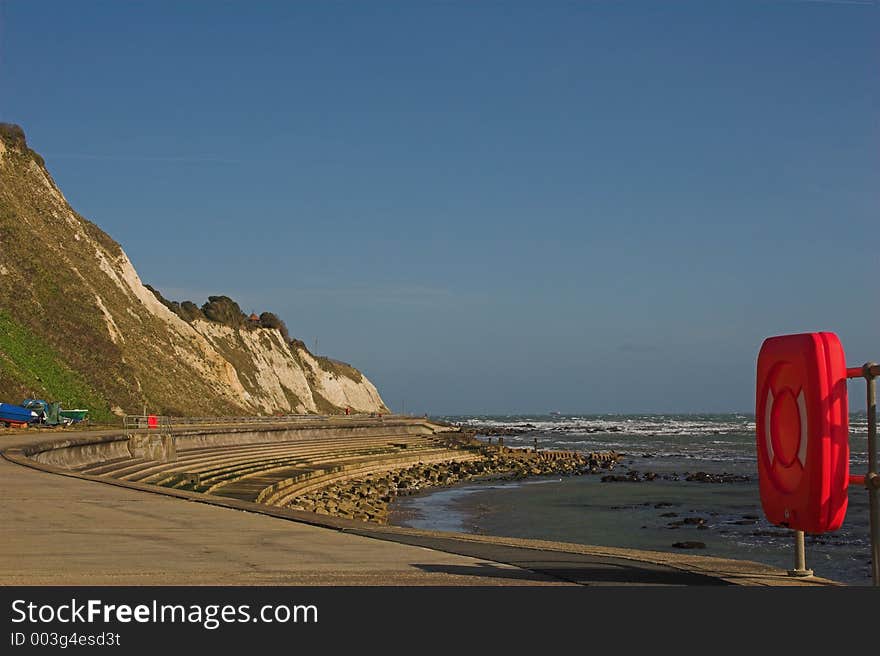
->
[287, 444, 622, 524]
[600, 469, 751, 483]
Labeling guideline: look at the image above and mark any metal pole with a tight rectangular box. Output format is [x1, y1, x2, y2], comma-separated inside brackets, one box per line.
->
[788, 530, 813, 577]
[865, 362, 879, 586]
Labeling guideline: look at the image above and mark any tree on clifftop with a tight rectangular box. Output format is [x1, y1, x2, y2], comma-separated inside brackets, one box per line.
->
[259, 312, 290, 342]
[178, 301, 205, 322]
[201, 296, 247, 327]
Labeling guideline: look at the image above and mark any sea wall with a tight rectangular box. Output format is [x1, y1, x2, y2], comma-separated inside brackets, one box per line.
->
[26, 419, 442, 470]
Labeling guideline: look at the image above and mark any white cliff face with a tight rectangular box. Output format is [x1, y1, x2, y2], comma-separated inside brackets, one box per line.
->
[0, 131, 388, 416]
[295, 347, 387, 413]
[191, 321, 315, 414]
[189, 321, 388, 415]
[100, 241, 388, 416]
[107, 251, 256, 406]
[102, 251, 390, 414]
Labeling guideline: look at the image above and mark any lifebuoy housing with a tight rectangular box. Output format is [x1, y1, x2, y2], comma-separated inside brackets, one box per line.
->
[755, 332, 849, 533]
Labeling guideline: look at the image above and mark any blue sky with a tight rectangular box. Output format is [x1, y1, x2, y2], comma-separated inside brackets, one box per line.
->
[1, 1, 877, 414]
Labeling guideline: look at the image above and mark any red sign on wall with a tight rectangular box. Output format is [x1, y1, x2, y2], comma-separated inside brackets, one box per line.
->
[755, 332, 849, 534]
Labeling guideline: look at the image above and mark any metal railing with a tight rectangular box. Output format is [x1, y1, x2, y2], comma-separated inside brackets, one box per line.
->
[123, 415, 174, 431]
[122, 413, 405, 429]
[847, 363, 880, 586]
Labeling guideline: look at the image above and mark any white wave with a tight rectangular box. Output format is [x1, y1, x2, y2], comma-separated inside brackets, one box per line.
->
[454, 415, 755, 437]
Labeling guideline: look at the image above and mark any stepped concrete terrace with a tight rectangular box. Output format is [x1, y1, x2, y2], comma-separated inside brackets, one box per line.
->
[0, 417, 839, 586]
[71, 420, 483, 511]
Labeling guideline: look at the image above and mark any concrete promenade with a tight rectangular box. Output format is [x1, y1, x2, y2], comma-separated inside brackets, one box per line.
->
[0, 422, 837, 586]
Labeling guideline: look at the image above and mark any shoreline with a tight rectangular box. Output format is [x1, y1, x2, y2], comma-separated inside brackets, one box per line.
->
[285, 439, 623, 524]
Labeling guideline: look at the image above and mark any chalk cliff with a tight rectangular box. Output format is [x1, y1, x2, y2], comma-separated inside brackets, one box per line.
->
[0, 124, 388, 420]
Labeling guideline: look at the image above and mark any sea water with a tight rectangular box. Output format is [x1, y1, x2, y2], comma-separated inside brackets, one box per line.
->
[388, 414, 874, 585]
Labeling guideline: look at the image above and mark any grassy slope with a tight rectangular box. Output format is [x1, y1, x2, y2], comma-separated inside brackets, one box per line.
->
[0, 310, 114, 422]
[0, 147, 135, 415]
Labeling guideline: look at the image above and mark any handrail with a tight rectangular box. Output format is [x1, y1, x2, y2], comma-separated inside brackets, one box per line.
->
[121, 413, 403, 429]
[123, 415, 173, 430]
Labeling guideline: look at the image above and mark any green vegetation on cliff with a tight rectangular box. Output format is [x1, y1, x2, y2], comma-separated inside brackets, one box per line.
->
[0, 310, 114, 422]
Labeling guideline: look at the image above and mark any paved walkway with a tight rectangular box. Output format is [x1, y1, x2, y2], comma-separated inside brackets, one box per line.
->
[0, 425, 837, 586]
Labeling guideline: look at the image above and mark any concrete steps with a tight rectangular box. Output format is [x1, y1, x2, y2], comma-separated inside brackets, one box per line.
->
[80, 428, 477, 507]
[78, 433, 430, 481]
[259, 449, 482, 507]
[178, 444, 455, 496]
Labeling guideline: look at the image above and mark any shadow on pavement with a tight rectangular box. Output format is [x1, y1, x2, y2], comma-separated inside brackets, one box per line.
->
[411, 561, 561, 583]
[355, 529, 728, 586]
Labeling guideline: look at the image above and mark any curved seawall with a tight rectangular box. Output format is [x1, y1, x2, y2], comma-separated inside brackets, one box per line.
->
[23, 418, 438, 469]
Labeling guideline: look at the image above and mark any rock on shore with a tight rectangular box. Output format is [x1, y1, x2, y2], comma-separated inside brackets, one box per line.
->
[286, 447, 622, 524]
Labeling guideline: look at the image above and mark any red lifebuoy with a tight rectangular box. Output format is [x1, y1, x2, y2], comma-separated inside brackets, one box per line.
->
[147, 414, 158, 429]
[755, 332, 849, 534]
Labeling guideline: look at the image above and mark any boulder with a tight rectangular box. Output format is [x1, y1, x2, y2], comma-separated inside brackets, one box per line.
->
[682, 517, 706, 525]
